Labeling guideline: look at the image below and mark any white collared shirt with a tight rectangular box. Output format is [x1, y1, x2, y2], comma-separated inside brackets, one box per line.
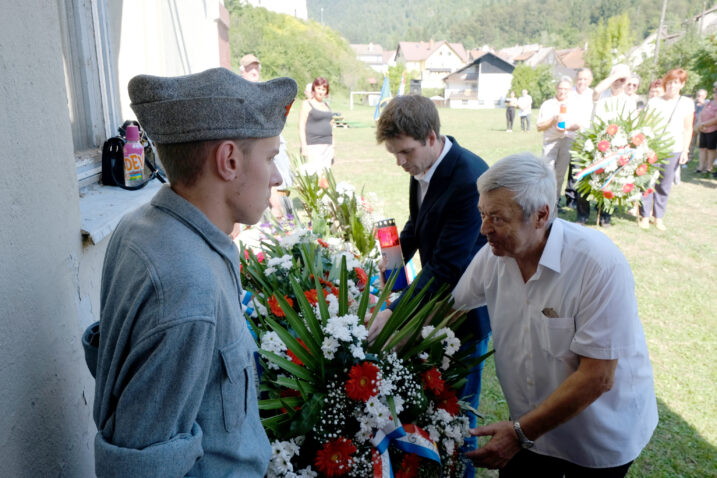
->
[569, 87, 594, 130]
[414, 136, 452, 207]
[452, 219, 658, 467]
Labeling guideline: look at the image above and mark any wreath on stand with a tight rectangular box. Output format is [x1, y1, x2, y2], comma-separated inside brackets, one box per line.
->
[570, 106, 674, 225]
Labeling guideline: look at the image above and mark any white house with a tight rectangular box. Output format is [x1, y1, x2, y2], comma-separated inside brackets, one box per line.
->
[394, 40, 468, 90]
[0, 1, 230, 474]
[351, 43, 389, 74]
[444, 52, 515, 109]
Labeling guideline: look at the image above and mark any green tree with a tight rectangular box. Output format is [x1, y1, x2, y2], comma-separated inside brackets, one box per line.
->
[511, 64, 555, 107]
[585, 13, 634, 82]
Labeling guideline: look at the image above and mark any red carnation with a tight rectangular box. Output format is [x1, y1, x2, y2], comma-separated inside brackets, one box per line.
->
[622, 183, 635, 194]
[317, 238, 329, 248]
[280, 388, 301, 413]
[345, 362, 380, 402]
[268, 295, 293, 317]
[603, 190, 614, 199]
[436, 387, 460, 416]
[631, 133, 645, 146]
[643, 188, 654, 197]
[606, 124, 619, 135]
[256, 252, 265, 263]
[618, 155, 629, 166]
[636, 163, 648, 176]
[396, 454, 422, 478]
[597, 140, 610, 152]
[422, 367, 445, 395]
[595, 168, 605, 174]
[315, 437, 357, 477]
[304, 289, 319, 305]
[318, 177, 330, 189]
[354, 267, 368, 287]
[287, 338, 309, 366]
[647, 151, 658, 164]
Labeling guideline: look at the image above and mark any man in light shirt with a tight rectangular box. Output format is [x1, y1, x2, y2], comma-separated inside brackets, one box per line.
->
[537, 77, 581, 205]
[564, 68, 594, 209]
[372, 95, 491, 478]
[454, 153, 657, 477]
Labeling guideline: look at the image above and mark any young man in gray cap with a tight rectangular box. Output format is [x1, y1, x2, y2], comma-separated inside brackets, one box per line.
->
[92, 67, 297, 477]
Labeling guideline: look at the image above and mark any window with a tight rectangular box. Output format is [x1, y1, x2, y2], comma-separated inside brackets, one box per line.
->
[59, 0, 121, 188]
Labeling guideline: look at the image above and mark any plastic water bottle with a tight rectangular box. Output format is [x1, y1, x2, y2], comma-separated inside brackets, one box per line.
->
[557, 103, 567, 130]
[375, 219, 409, 291]
[123, 125, 144, 186]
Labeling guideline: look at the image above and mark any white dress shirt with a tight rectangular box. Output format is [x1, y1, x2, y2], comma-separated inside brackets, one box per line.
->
[453, 219, 658, 467]
[414, 136, 452, 207]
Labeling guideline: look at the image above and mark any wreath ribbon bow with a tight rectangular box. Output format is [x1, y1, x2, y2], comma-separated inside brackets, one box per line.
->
[371, 419, 441, 477]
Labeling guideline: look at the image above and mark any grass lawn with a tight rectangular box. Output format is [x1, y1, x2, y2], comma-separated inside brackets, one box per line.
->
[283, 99, 717, 477]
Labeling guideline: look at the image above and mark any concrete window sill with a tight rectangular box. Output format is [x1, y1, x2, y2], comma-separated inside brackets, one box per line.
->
[79, 181, 163, 245]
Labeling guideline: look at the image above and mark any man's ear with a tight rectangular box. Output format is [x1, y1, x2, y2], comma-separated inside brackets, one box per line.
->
[215, 140, 241, 181]
[535, 204, 551, 229]
[427, 130, 437, 147]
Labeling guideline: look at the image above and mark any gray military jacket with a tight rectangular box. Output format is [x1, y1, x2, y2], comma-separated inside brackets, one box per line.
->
[93, 185, 270, 477]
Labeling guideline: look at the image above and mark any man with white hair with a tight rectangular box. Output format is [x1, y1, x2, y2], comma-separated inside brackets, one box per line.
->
[454, 153, 658, 476]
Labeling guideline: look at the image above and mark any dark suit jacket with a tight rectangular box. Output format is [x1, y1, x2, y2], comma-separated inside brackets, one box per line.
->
[392, 136, 491, 341]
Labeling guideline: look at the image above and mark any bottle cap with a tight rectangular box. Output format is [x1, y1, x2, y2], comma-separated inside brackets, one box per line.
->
[126, 125, 140, 142]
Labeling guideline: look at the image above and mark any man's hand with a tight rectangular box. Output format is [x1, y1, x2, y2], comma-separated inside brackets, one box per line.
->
[367, 309, 391, 343]
[465, 421, 521, 470]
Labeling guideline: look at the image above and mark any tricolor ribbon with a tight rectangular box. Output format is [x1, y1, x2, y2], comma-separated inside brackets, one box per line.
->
[573, 148, 638, 191]
[370, 419, 441, 477]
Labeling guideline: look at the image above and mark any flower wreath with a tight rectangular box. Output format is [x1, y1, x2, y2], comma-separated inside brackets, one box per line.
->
[570, 106, 674, 216]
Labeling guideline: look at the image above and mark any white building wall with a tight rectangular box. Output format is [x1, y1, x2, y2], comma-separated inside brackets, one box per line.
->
[0, 1, 223, 474]
[478, 71, 513, 107]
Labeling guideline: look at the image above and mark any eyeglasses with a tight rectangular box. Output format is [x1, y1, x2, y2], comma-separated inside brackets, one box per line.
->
[627, 83, 639, 88]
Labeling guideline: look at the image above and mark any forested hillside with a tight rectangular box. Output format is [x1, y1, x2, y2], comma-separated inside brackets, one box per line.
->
[226, 0, 374, 93]
[308, 0, 708, 49]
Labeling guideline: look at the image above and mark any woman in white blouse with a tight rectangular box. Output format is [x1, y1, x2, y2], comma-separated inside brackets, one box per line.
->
[638, 69, 694, 230]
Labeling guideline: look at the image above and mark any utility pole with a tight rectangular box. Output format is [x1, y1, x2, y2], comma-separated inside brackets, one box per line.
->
[654, 0, 668, 65]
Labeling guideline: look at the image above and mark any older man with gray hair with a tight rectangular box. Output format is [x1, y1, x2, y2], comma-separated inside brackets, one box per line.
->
[453, 153, 658, 476]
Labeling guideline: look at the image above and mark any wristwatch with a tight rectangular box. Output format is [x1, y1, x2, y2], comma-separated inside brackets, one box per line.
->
[513, 421, 535, 449]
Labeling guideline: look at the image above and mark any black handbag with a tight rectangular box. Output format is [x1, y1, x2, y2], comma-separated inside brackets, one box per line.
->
[101, 120, 166, 190]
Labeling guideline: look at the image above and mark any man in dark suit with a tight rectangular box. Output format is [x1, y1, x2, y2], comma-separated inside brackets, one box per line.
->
[370, 95, 491, 476]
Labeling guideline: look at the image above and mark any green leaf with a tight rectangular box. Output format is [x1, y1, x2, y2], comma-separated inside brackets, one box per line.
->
[259, 396, 303, 410]
[339, 255, 348, 316]
[289, 393, 325, 436]
[264, 313, 319, 371]
[258, 349, 314, 382]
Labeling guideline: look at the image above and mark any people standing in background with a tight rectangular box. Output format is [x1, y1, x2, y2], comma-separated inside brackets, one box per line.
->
[299, 77, 334, 171]
[506, 91, 517, 132]
[240, 54, 293, 220]
[564, 68, 594, 209]
[695, 81, 717, 177]
[518, 90, 533, 131]
[638, 68, 694, 231]
[537, 77, 580, 205]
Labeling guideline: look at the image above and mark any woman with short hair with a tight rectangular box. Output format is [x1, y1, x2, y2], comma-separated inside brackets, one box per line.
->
[638, 69, 694, 230]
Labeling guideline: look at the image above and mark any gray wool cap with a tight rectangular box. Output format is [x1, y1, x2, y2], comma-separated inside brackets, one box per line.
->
[128, 67, 298, 144]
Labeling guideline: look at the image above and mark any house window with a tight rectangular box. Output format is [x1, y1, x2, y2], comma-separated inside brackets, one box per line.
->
[59, 0, 121, 188]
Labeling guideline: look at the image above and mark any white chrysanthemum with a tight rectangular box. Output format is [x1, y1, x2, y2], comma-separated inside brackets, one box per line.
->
[253, 299, 268, 317]
[325, 315, 353, 342]
[612, 132, 627, 147]
[264, 266, 277, 275]
[351, 324, 368, 342]
[349, 343, 365, 360]
[418, 352, 429, 360]
[336, 181, 355, 196]
[605, 161, 618, 173]
[426, 424, 440, 443]
[421, 325, 435, 338]
[444, 336, 461, 357]
[326, 294, 339, 317]
[443, 439, 455, 456]
[584, 139, 595, 152]
[393, 395, 405, 415]
[365, 396, 392, 428]
[441, 356, 451, 370]
[321, 336, 340, 359]
[261, 331, 285, 354]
